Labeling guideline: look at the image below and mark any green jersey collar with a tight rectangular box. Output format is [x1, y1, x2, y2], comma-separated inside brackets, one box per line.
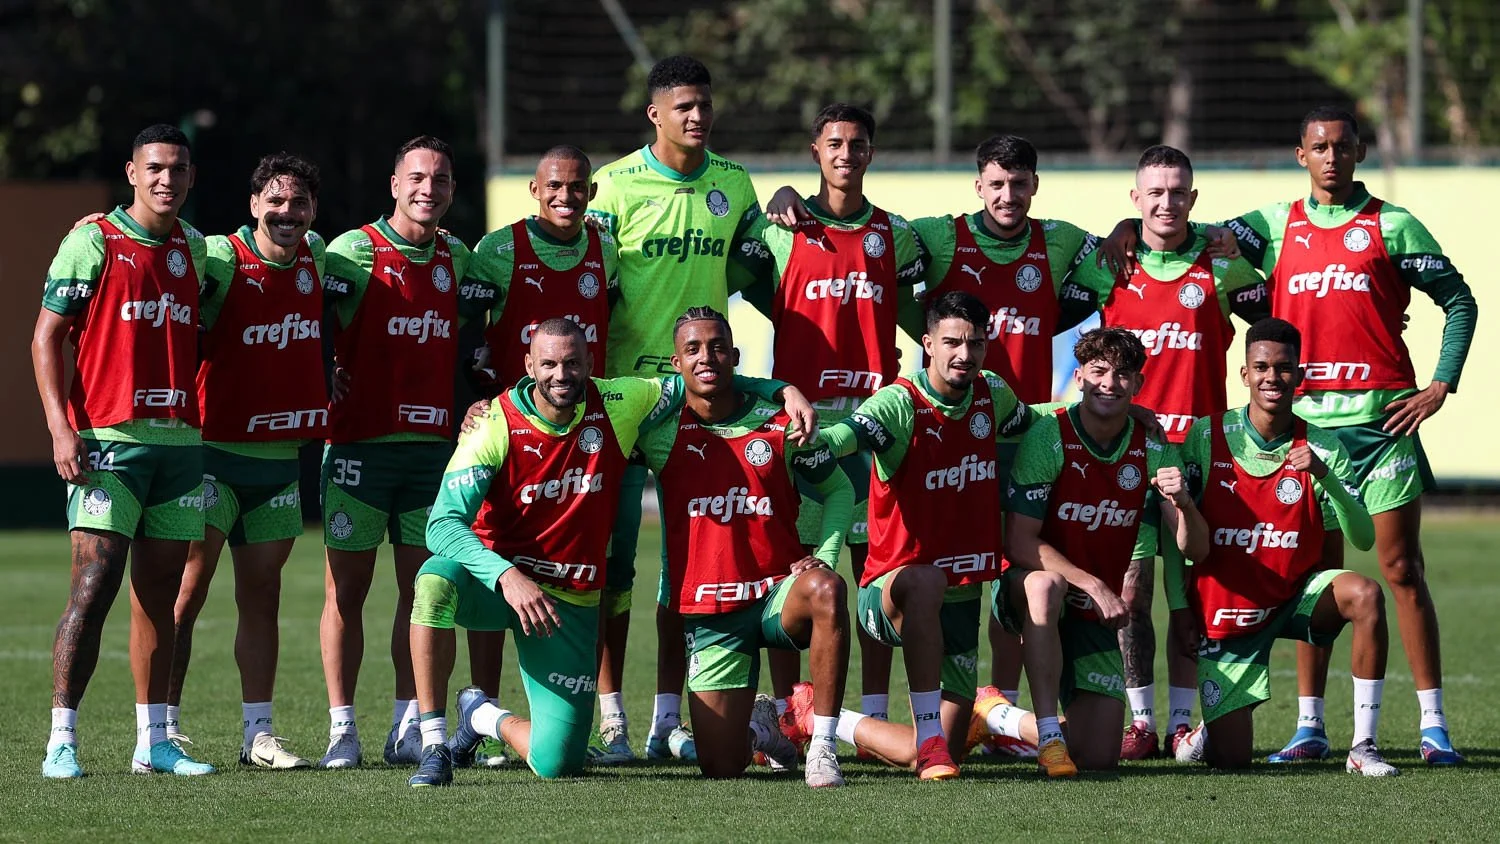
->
[1305, 180, 1373, 214]
[641, 144, 710, 183]
[967, 211, 1031, 246]
[374, 215, 436, 250]
[913, 370, 973, 416]
[1132, 220, 1200, 258]
[807, 196, 874, 226]
[690, 392, 760, 428]
[524, 217, 585, 248]
[234, 224, 299, 269]
[111, 205, 173, 245]
[507, 378, 580, 435]
[1065, 403, 1132, 459]
[1234, 406, 1295, 451]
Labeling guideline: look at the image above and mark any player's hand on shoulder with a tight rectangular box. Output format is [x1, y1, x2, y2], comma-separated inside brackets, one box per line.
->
[497, 568, 561, 637]
[780, 386, 819, 446]
[1126, 404, 1166, 441]
[1095, 218, 1138, 280]
[1201, 225, 1242, 261]
[460, 397, 494, 435]
[70, 211, 107, 233]
[1381, 381, 1450, 437]
[765, 185, 811, 228]
[1285, 444, 1329, 479]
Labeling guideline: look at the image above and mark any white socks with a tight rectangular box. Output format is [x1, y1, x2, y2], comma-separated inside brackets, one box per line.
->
[329, 705, 357, 738]
[166, 704, 181, 736]
[1126, 684, 1155, 730]
[836, 710, 867, 745]
[1297, 696, 1326, 732]
[650, 693, 682, 739]
[419, 715, 448, 749]
[1417, 688, 1447, 731]
[861, 693, 889, 721]
[1352, 678, 1384, 746]
[393, 698, 419, 734]
[811, 715, 838, 750]
[910, 690, 943, 744]
[469, 700, 512, 739]
[242, 701, 273, 745]
[49, 707, 78, 750]
[985, 702, 1028, 740]
[599, 691, 626, 722]
[136, 703, 167, 751]
[1036, 716, 1063, 746]
[1167, 686, 1196, 733]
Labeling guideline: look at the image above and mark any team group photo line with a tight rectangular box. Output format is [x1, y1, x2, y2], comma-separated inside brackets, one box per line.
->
[31, 53, 1475, 788]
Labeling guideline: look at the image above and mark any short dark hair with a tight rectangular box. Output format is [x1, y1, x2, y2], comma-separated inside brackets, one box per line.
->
[648, 55, 712, 97]
[924, 291, 990, 335]
[1074, 327, 1147, 375]
[249, 152, 320, 199]
[1299, 106, 1360, 142]
[975, 134, 1037, 174]
[532, 317, 588, 345]
[393, 135, 453, 171]
[1137, 144, 1192, 176]
[539, 144, 592, 173]
[132, 123, 191, 154]
[673, 305, 732, 341]
[812, 103, 876, 142]
[1245, 317, 1302, 358]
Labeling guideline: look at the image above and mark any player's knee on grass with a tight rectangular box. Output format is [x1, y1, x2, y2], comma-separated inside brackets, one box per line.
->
[528, 716, 591, 779]
[1205, 709, 1254, 769]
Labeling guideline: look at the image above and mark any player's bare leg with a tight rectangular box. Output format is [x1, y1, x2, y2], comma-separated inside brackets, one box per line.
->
[687, 690, 757, 778]
[1118, 555, 1159, 759]
[1373, 503, 1439, 686]
[986, 617, 1024, 697]
[465, 630, 504, 698]
[168, 529, 226, 737]
[969, 570, 1066, 773]
[1276, 533, 1340, 762]
[647, 605, 694, 760]
[851, 544, 893, 717]
[52, 530, 132, 710]
[320, 548, 377, 708]
[779, 568, 850, 720]
[128, 537, 212, 773]
[1063, 692, 1125, 771]
[1203, 708, 1255, 769]
[390, 544, 426, 701]
[231, 538, 307, 768]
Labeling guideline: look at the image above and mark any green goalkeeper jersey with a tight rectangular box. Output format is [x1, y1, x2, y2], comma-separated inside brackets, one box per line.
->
[587, 146, 762, 377]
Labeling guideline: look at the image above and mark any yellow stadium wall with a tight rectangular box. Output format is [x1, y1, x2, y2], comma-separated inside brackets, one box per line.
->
[487, 167, 1495, 483]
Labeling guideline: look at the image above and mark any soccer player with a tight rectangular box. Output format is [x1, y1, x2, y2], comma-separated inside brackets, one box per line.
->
[637, 307, 854, 787]
[452, 145, 619, 765]
[586, 55, 765, 762]
[1222, 108, 1477, 765]
[733, 102, 924, 735]
[1006, 327, 1208, 771]
[163, 153, 326, 769]
[32, 124, 214, 778]
[316, 135, 471, 769]
[403, 318, 814, 786]
[811, 292, 1038, 780]
[1172, 318, 1395, 775]
[1061, 145, 1268, 759]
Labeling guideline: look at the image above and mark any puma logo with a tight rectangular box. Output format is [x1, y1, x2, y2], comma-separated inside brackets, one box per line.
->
[685, 444, 708, 459]
[522, 444, 543, 459]
[384, 266, 406, 284]
[525, 276, 544, 292]
[1126, 282, 1148, 300]
[960, 264, 986, 284]
[116, 253, 138, 269]
[1294, 234, 1313, 249]
[1220, 479, 1238, 494]
[246, 278, 266, 293]
[924, 426, 943, 441]
[804, 235, 829, 252]
[1070, 461, 1089, 478]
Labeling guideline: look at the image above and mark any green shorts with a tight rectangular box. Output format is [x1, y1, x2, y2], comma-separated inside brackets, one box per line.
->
[797, 403, 870, 546]
[1059, 613, 1127, 709]
[1329, 420, 1433, 514]
[1197, 568, 1344, 723]
[203, 446, 303, 546]
[858, 570, 982, 699]
[683, 576, 801, 693]
[990, 566, 1025, 633]
[321, 441, 449, 551]
[411, 558, 599, 778]
[67, 439, 204, 541]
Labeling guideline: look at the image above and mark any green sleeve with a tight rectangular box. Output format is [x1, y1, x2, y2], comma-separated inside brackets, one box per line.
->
[1383, 208, 1477, 389]
[443, 234, 473, 325]
[461, 227, 513, 325]
[41, 224, 106, 315]
[1180, 416, 1212, 501]
[986, 373, 1037, 439]
[890, 214, 925, 287]
[322, 230, 373, 327]
[791, 438, 853, 566]
[1046, 219, 1101, 287]
[1056, 255, 1117, 322]
[600, 228, 621, 301]
[308, 231, 328, 280]
[1005, 413, 1063, 519]
[910, 215, 955, 289]
[425, 411, 514, 588]
[1216, 254, 1272, 324]
[184, 223, 209, 289]
[585, 173, 621, 238]
[1144, 437, 1182, 517]
[199, 235, 238, 329]
[634, 414, 677, 474]
[1308, 431, 1373, 548]
[727, 214, 775, 305]
[836, 384, 915, 480]
[1221, 204, 1283, 276]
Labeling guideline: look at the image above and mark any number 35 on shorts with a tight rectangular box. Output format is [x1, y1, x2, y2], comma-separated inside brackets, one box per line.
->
[331, 458, 362, 486]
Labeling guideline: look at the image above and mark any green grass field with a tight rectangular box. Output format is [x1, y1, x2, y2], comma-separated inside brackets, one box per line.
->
[3, 515, 1497, 842]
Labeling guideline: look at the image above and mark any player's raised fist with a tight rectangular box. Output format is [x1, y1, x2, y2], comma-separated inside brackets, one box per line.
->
[1151, 466, 1191, 505]
[1285, 445, 1329, 479]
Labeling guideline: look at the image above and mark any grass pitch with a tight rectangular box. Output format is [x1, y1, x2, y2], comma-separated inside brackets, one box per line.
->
[2, 515, 1497, 842]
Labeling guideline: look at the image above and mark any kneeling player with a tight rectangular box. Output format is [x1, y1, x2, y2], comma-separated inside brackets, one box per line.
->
[1006, 327, 1208, 771]
[639, 307, 854, 787]
[1172, 319, 1394, 775]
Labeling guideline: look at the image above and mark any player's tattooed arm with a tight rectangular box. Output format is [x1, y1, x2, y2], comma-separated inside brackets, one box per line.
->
[1118, 556, 1157, 688]
[52, 530, 131, 708]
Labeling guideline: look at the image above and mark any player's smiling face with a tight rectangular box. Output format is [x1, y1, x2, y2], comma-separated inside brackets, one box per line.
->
[127, 142, 194, 218]
[527, 331, 590, 412]
[811, 121, 872, 192]
[976, 163, 1038, 236]
[391, 148, 454, 229]
[650, 85, 714, 151]
[1131, 165, 1196, 242]
[1074, 359, 1141, 422]
[923, 316, 987, 395]
[1297, 120, 1365, 196]
[672, 318, 738, 400]
[251, 175, 316, 249]
[531, 156, 595, 237]
[1242, 340, 1303, 416]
